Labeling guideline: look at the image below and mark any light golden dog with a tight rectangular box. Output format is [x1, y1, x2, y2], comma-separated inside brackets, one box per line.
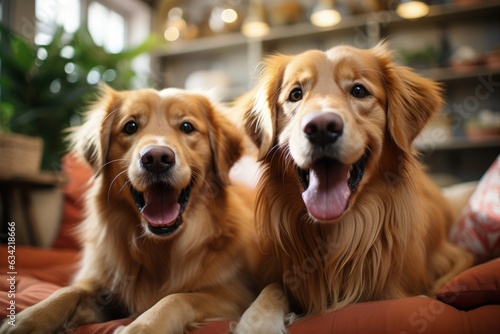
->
[0, 86, 259, 334]
[234, 43, 472, 333]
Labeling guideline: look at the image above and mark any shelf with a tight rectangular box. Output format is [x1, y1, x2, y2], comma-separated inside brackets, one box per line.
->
[385, 1, 500, 28]
[157, 32, 248, 57]
[157, 1, 500, 58]
[419, 66, 500, 82]
[416, 136, 500, 152]
[0, 170, 66, 187]
[156, 14, 371, 57]
[261, 14, 371, 42]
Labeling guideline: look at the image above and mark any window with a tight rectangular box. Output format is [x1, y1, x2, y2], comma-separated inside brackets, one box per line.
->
[34, 0, 149, 53]
[88, 1, 126, 53]
[0, 0, 8, 25]
[35, 0, 80, 45]
[33, 0, 151, 87]
[0, 0, 9, 102]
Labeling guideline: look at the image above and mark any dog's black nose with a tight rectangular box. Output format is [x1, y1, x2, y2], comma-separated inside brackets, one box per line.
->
[140, 146, 175, 173]
[302, 112, 343, 145]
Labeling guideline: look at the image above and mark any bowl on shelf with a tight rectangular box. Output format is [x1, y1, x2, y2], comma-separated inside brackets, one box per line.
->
[485, 50, 500, 69]
[465, 110, 500, 141]
[449, 45, 483, 72]
[465, 124, 500, 141]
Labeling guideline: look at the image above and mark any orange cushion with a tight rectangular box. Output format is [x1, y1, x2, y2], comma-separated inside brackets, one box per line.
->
[0, 275, 60, 313]
[52, 153, 93, 249]
[0, 245, 79, 286]
[436, 258, 500, 310]
[191, 298, 500, 334]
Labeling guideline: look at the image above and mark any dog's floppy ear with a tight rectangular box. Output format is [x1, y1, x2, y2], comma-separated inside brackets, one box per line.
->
[238, 54, 291, 160]
[69, 83, 120, 171]
[374, 43, 443, 152]
[203, 98, 244, 187]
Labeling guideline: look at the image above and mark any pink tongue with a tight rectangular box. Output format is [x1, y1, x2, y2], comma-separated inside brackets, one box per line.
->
[301, 160, 351, 221]
[141, 186, 180, 227]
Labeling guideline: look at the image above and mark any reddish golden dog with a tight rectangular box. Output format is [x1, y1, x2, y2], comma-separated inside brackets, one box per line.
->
[234, 43, 472, 333]
[0, 87, 259, 334]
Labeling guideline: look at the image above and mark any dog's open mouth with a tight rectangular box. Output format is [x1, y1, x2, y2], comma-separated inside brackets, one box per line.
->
[131, 183, 191, 236]
[297, 154, 368, 221]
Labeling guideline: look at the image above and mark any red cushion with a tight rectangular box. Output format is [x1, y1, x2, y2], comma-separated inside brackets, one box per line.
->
[190, 297, 500, 334]
[437, 258, 500, 310]
[0, 246, 79, 286]
[52, 153, 93, 249]
[0, 275, 60, 313]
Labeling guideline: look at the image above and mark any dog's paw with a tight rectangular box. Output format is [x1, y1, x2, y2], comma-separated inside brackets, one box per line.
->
[113, 324, 146, 334]
[0, 320, 15, 334]
[230, 309, 289, 334]
[0, 318, 49, 334]
[113, 325, 126, 334]
[284, 312, 297, 325]
[0, 307, 66, 334]
[231, 320, 288, 334]
[113, 323, 165, 334]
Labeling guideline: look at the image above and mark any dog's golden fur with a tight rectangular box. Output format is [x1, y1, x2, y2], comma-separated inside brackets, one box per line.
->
[235, 43, 472, 332]
[1, 87, 259, 334]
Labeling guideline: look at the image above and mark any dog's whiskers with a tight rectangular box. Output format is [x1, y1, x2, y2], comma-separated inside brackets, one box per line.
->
[130, 226, 149, 245]
[107, 169, 129, 205]
[264, 144, 281, 166]
[135, 222, 151, 243]
[187, 166, 218, 200]
[282, 146, 294, 170]
[262, 142, 297, 190]
[280, 145, 295, 186]
[118, 179, 132, 196]
[95, 158, 130, 176]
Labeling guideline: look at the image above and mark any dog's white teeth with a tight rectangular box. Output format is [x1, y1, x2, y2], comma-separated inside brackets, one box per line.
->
[347, 165, 354, 180]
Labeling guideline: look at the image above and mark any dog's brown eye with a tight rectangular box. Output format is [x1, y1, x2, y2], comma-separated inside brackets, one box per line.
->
[351, 85, 369, 98]
[123, 121, 138, 135]
[289, 88, 303, 102]
[180, 122, 194, 134]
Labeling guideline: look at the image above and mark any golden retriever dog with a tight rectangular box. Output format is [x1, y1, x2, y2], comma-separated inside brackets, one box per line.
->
[0, 86, 259, 334]
[234, 43, 473, 333]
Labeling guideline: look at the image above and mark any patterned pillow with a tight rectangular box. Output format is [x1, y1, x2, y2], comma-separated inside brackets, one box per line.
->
[450, 155, 500, 264]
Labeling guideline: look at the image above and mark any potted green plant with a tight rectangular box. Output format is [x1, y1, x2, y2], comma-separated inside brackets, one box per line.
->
[0, 24, 161, 171]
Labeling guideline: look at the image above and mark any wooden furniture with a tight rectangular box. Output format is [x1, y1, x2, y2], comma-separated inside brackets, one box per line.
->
[0, 171, 65, 246]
